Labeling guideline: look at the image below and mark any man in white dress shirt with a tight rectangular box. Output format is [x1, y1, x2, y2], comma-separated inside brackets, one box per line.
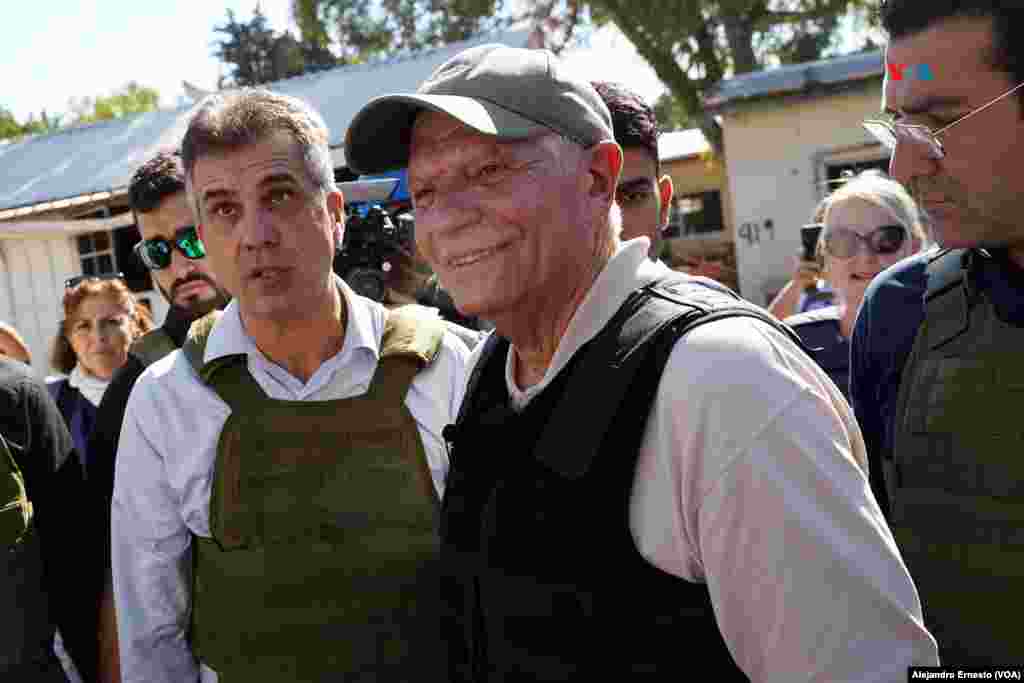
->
[344, 43, 939, 681]
[111, 89, 469, 683]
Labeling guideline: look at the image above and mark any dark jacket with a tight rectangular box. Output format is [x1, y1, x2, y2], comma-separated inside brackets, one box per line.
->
[46, 380, 97, 476]
[784, 305, 850, 402]
[1, 358, 100, 682]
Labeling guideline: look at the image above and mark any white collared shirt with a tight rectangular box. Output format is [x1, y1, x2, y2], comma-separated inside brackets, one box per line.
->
[111, 282, 470, 683]
[484, 238, 938, 680]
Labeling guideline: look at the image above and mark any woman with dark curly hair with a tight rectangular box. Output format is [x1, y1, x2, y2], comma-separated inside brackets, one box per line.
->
[47, 275, 153, 477]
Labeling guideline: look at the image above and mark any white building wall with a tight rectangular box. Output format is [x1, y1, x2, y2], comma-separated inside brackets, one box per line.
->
[719, 83, 886, 305]
[0, 236, 77, 376]
[0, 236, 167, 377]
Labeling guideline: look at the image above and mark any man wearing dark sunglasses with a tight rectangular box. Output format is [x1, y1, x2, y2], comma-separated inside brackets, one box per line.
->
[129, 153, 230, 323]
[86, 150, 230, 682]
[850, 0, 1024, 665]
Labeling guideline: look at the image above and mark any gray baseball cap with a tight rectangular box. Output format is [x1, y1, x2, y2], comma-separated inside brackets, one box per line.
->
[344, 43, 614, 175]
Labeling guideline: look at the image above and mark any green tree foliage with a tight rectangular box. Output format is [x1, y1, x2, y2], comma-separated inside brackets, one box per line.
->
[0, 109, 24, 140]
[653, 92, 699, 132]
[287, 0, 873, 149]
[70, 82, 160, 125]
[290, 0, 508, 63]
[573, 0, 876, 150]
[0, 108, 63, 141]
[214, 7, 336, 88]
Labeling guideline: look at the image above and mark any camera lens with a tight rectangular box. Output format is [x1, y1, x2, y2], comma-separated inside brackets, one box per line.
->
[344, 267, 387, 302]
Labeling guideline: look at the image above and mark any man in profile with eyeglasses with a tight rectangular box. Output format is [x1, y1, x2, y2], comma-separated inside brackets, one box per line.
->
[86, 150, 230, 682]
[851, 0, 1024, 665]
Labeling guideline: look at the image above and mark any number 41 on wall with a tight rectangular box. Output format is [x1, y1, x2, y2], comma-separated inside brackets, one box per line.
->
[738, 219, 775, 246]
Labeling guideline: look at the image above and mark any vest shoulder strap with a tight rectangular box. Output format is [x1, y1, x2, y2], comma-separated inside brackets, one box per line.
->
[455, 332, 502, 428]
[922, 248, 972, 349]
[380, 304, 445, 366]
[182, 309, 267, 414]
[182, 310, 228, 383]
[925, 247, 969, 301]
[455, 275, 810, 479]
[129, 327, 178, 368]
[533, 275, 810, 479]
[368, 305, 447, 404]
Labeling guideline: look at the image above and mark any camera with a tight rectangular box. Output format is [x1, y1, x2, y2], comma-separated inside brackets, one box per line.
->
[333, 176, 415, 302]
[800, 223, 824, 262]
[334, 173, 490, 332]
[334, 204, 414, 302]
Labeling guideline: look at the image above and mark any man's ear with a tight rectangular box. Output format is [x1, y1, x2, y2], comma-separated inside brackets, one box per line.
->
[327, 189, 345, 248]
[657, 174, 674, 230]
[587, 140, 623, 204]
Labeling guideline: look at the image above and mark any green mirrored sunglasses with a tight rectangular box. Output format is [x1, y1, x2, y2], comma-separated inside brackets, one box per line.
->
[134, 224, 206, 271]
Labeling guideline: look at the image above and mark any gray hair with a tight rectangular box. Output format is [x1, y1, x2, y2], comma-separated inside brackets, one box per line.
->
[181, 88, 337, 218]
[538, 133, 622, 248]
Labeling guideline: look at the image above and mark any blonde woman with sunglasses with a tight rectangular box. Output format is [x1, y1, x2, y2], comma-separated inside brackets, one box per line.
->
[785, 170, 927, 400]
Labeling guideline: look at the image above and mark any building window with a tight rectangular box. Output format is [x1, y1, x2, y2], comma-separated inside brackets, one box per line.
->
[114, 225, 154, 293]
[825, 157, 890, 189]
[669, 190, 724, 237]
[77, 231, 117, 277]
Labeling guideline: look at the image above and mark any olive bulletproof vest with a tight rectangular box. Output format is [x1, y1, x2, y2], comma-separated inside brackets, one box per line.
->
[128, 327, 177, 368]
[182, 305, 448, 681]
[892, 249, 1024, 664]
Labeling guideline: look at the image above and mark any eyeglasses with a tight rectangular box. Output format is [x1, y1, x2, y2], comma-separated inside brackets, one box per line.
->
[863, 81, 1024, 159]
[65, 272, 125, 289]
[823, 225, 907, 259]
[133, 224, 206, 271]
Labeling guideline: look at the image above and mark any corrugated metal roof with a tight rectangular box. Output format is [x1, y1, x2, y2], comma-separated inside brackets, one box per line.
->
[658, 129, 709, 162]
[704, 50, 883, 111]
[0, 28, 533, 214]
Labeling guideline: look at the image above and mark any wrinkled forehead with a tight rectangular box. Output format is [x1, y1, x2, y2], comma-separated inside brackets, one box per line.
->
[409, 111, 551, 179]
[193, 132, 310, 193]
[410, 110, 496, 155]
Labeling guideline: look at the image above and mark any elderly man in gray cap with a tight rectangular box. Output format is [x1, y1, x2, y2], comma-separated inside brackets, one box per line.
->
[346, 44, 937, 681]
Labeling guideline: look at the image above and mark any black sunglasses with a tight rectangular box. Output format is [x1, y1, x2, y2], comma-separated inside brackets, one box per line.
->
[823, 224, 907, 259]
[65, 272, 125, 289]
[133, 224, 206, 271]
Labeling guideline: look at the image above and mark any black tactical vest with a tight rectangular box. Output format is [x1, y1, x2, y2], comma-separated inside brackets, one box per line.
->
[441, 276, 806, 681]
[892, 248, 1024, 664]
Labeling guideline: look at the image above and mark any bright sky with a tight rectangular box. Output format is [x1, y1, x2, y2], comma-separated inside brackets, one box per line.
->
[2, 1, 665, 123]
